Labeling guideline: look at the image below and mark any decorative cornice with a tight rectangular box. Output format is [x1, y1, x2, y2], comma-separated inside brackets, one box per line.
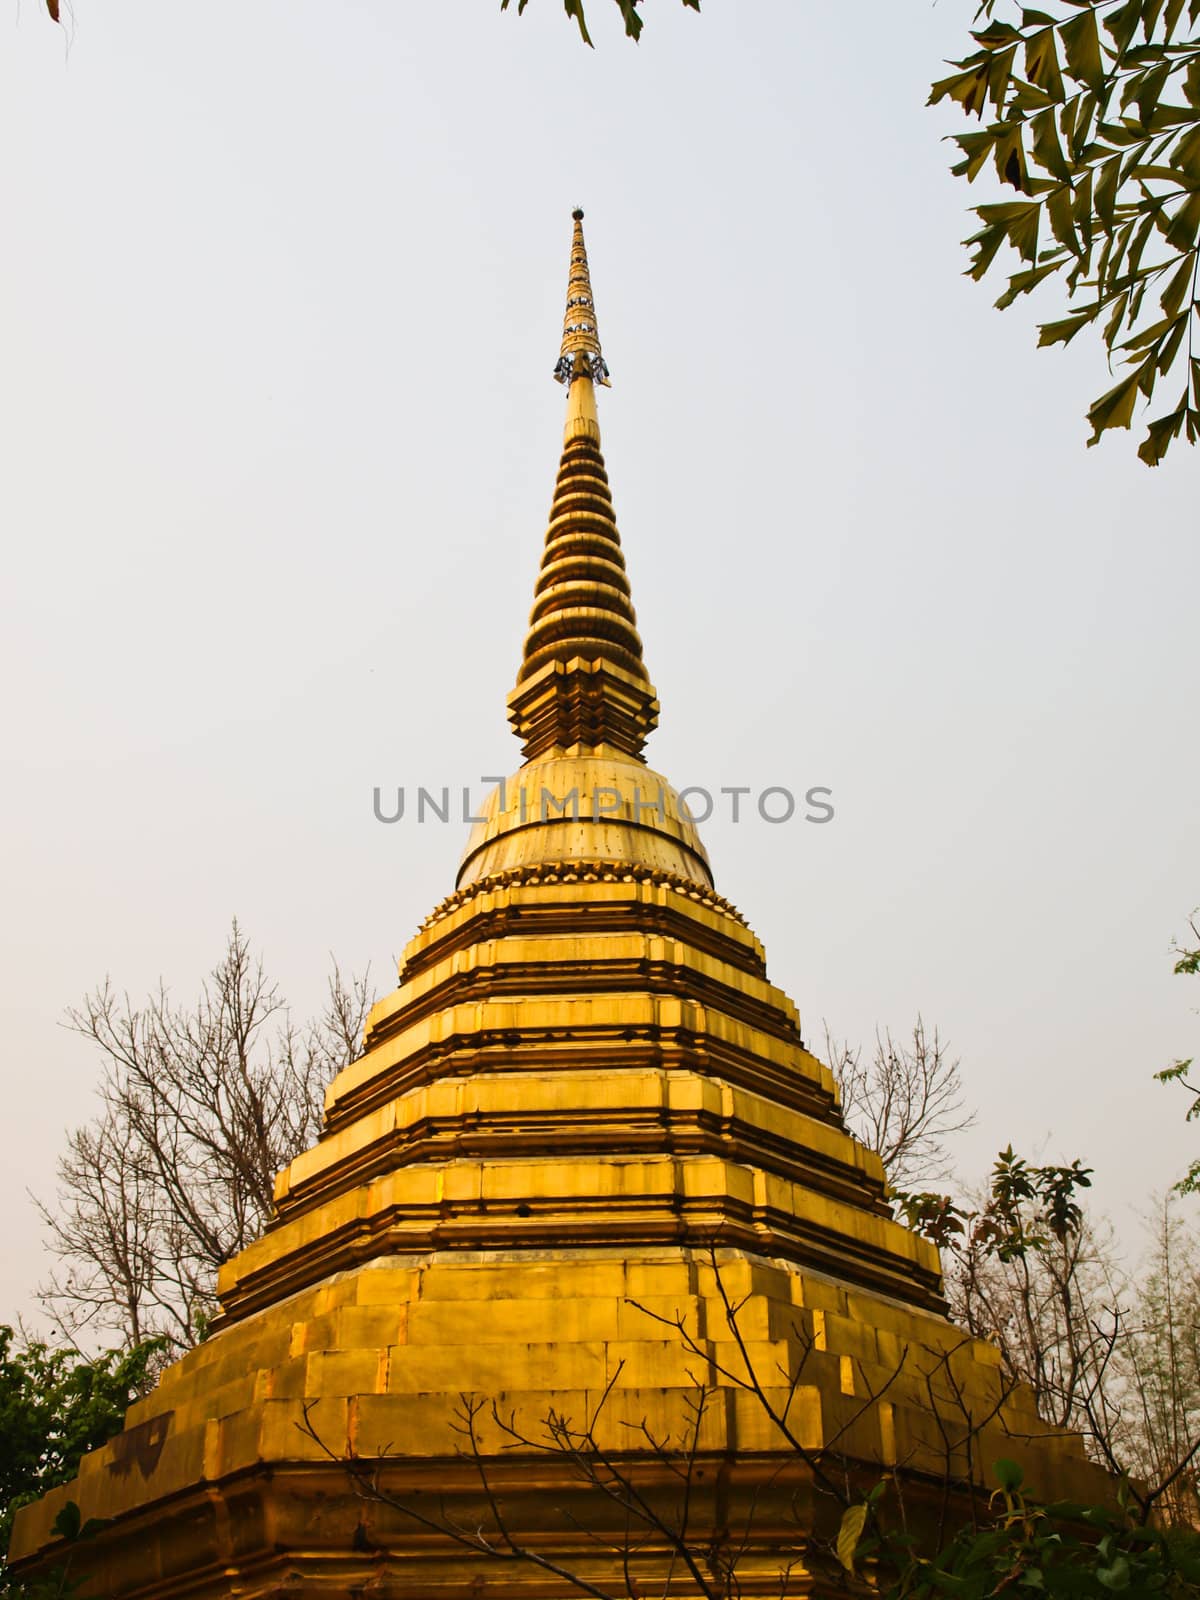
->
[419, 860, 749, 934]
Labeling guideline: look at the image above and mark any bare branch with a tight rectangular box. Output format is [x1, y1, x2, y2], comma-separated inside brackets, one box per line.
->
[824, 1016, 975, 1191]
[41, 923, 372, 1354]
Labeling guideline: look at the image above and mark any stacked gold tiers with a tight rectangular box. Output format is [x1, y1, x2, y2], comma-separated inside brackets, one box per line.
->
[9, 216, 1111, 1600]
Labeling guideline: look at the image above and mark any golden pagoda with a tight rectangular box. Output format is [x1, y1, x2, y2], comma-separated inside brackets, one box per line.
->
[9, 213, 1111, 1599]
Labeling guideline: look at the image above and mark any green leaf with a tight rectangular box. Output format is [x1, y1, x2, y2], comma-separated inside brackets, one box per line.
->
[1031, 107, 1072, 177]
[1121, 65, 1148, 116]
[1156, 308, 1188, 370]
[1137, 401, 1187, 463]
[1120, 311, 1178, 350]
[1156, 1060, 1194, 1082]
[1126, 162, 1189, 182]
[1038, 308, 1096, 344]
[1103, 0, 1143, 56]
[52, 1502, 82, 1542]
[1060, 8, 1105, 91]
[974, 22, 1024, 48]
[1103, 287, 1131, 345]
[1097, 1554, 1132, 1590]
[1047, 184, 1081, 251]
[1096, 118, 1154, 147]
[1060, 91, 1080, 150]
[1136, 61, 1172, 126]
[931, 60, 993, 118]
[989, 45, 1021, 112]
[953, 129, 1003, 182]
[998, 123, 1036, 190]
[838, 1503, 869, 1573]
[1095, 153, 1122, 228]
[1087, 368, 1144, 443]
[1127, 210, 1158, 275]
[997, 256, 1064, 306]
[1176, 123, 1200, 181]
[966, 218, 1011, 278]
[563, 0, 595, 45]
[975, 198, 1042, 258]
[1167, 192, 1200, 251]
[994, 1458, 1025, 1492]
[1147, 102, 1200, 130]
[1025, 28, 1066, 101]
[1069, 95, 1100, 163]
[612, 0, 644, 39]
[1010, 79, 1061, 115]
[1073, 167, 1095, 254]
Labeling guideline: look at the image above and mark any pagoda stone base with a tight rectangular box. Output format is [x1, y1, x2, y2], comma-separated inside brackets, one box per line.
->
[10, 1247, 1113, 1598]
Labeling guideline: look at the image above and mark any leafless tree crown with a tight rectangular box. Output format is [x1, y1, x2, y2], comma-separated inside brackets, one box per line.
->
[37, 921, 372, 1355]
[824, 1016, 975, 1192]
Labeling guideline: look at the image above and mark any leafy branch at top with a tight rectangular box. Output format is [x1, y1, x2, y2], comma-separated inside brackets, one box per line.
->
[930, 0, 1200, 464]
[499, 0, 700, 48]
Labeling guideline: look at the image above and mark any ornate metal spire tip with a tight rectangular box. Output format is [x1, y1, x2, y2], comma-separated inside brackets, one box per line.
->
[554, 208, 611, 388]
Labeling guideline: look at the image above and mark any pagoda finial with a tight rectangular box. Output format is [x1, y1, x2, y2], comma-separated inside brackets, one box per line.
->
[507, 211, 658, 763]
[553, 208, 611, 388]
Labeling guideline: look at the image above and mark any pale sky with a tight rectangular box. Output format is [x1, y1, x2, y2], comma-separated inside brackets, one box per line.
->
[2, 0, 1197, 1333]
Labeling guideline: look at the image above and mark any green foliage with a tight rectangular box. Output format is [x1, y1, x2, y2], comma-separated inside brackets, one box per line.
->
[930, 0, 1200, 464]
[900, 1468, 1200, 1597]
[895, 1188, 971, 1251]
[499, 0, 700, 47]
[898, 1146, 1092, 1260]
[836, 1464, 1200, 1599]
[6, 1503, 115, 1600]
[0, 1327, 159, 1597]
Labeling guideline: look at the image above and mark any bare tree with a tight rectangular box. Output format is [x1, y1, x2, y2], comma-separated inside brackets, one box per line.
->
[824, 1017, 974, 1192]
[1109, 1198, 1200, 1525]
[947, 1194, 1123, 1438]
[37, 1097, 163, 1350]
[36, 921, 373, 1355]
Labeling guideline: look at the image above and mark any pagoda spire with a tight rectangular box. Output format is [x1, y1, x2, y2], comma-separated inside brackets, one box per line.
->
[507, 209, 660, 762]
[553, 207, 611, 388]
[9, 211, 1114, 1600]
